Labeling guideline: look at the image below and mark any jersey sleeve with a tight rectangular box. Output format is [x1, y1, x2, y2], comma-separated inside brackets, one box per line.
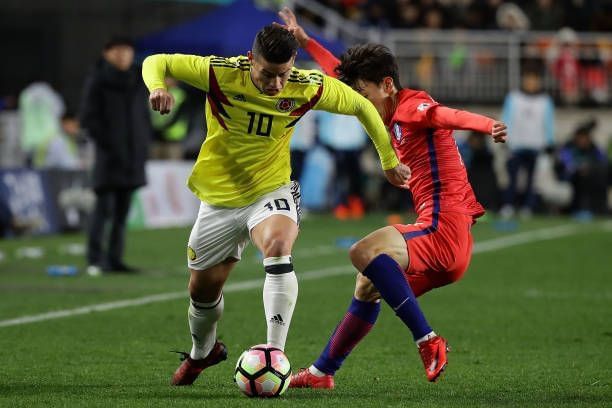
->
[315, 75, 399, 170]
[395, 93, 440, 128]
[397, 93, 494, 134]
[304, 38, 340, 78]
[427, 106, 495, 134]
[142, 54, 211, 92]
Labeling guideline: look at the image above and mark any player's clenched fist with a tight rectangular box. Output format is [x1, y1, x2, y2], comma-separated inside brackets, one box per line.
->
[384, 163, 412, 189]
[491, 121, 507, 143]
[149, 88, 175, 115]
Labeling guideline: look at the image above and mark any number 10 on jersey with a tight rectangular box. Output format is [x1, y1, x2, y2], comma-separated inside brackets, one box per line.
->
[247, 112, 273, 136]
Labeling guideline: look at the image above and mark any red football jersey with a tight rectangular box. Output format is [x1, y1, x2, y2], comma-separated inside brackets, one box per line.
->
[389, 89, 486, 219]
[303, 38, 495, 220]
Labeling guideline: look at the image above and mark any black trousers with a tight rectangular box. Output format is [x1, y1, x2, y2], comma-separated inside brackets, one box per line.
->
[326, 147, 364, 206]
[504, 149, 539, 210]
[571, 164, 608, 214]
[87, 188, 134, 267]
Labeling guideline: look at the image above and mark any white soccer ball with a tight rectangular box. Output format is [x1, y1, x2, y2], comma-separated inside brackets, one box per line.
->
[234, 344, 291, 397]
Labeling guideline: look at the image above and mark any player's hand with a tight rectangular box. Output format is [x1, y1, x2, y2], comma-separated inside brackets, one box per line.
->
[491, 121, 507, 143]
[275, 7, 310, 47]
[149, 88, 175, 115]
[384, 163, 411, 189]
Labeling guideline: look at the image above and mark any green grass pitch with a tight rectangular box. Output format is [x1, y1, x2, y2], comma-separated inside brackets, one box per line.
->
[0, 214, 610, 407]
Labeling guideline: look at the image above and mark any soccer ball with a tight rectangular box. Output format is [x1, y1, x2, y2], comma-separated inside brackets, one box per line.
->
[234, 344, 291, 397]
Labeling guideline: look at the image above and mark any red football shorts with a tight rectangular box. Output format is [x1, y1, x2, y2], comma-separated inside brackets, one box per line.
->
[393, 211, 474, 297]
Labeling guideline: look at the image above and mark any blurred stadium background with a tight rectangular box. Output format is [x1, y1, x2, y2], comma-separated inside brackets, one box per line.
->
[0, 0, 611, 406]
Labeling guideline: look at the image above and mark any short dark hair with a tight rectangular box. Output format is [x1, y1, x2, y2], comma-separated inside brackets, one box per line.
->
[103, 36, 134, 51]
[252, 25, 299, 64]
[335, 44, 401, 89]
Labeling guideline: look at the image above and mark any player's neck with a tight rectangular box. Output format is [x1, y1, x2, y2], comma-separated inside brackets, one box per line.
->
[383, 91, 400, 125]
[249, 69, 264, 94]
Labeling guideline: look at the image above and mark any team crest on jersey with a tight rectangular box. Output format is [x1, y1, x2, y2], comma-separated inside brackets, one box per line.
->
[417, 102, 431, 112]
[276, 98, 295, 112]
[393, 123, 403, 142]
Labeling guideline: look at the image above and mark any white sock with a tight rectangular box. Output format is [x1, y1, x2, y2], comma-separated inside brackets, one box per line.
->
[263, 256, 298, 351]
[415, 331, 437, 346]
[308, 365, 327, 377]
[188, 294, 224, 360]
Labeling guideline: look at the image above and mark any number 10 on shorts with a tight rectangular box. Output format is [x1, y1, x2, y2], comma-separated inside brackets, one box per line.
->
[265, 198, 290, 211]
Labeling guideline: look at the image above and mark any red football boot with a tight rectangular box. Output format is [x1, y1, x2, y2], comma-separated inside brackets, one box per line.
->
[418, 336, 449, 382]
[289, 368, 335, 389]
[171, 341, 228, 386]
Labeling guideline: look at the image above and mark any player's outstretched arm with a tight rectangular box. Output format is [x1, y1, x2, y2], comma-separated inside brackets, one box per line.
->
[428, 106, 507, 143]
[277, 7, 340, 77]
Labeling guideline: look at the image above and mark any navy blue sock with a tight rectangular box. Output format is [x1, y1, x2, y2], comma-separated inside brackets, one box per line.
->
[313, 297, 380, 375]
[362, 254, 432, 341]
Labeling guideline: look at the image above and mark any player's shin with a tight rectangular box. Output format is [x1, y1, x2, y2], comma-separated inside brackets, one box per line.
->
[312, 297, 380, 376]
[362, 254, 434, 342]
[263, 256, 298, 351]
[188, 294, 224, 360]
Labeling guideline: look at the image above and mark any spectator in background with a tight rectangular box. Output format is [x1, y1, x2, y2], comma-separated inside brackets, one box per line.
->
[557, 119, 608, 219]
[579, 43, 609, 106]
[392, 0, 421, 29]
[317, 111, 368, 219]
[548, 27, 580, 105]
[39, 112, 82, 170]
[18, 81, 65, 167]
[80, 36, 152, 275]
[523, 0, 565, 31]
[496, 2, 530, 31]
[500, 68, 555, 219]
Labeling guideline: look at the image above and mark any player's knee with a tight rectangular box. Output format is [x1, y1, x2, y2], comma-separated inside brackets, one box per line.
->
[349, 239, 380, 272]
[261, 235, 291, 257]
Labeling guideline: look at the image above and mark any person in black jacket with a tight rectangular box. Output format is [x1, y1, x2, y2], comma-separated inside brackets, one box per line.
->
[80, 36, 152, 274]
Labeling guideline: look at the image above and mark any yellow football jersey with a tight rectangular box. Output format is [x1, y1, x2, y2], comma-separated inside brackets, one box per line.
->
[142, 53, 399, 207]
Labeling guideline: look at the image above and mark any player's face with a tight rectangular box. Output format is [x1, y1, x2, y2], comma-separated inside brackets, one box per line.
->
[248, 51, 295, 96]
[353, 77, 395, 119]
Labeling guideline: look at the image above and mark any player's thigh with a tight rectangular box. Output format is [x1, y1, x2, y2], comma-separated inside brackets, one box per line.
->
[349, 226, 409, 272]
[248, 182, 301, 256]
[187, 202, 250, 272]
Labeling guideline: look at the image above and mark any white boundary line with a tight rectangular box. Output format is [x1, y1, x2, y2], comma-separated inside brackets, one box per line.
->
[0, 266, 354, 328]
[0, 223, 592, 328]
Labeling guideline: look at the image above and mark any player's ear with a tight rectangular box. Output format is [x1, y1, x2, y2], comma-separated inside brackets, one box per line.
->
[383, 77, 394, 93]
[247, 51, 254, 61]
